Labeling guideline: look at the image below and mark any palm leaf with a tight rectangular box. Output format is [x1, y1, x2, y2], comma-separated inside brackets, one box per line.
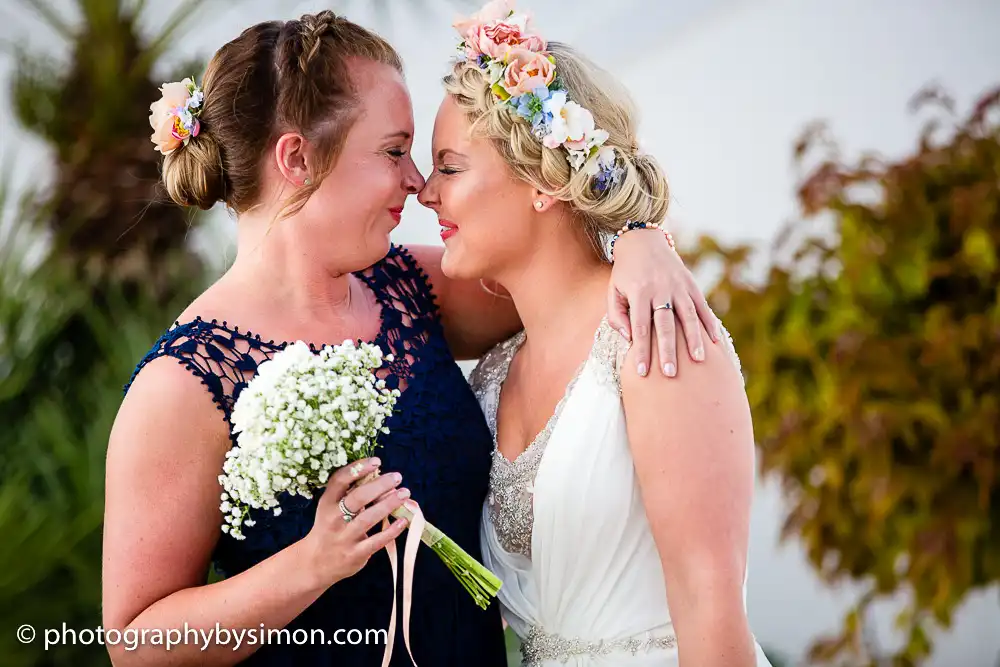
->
[18, 0, 74, 40]
[132, 0, 207, 80]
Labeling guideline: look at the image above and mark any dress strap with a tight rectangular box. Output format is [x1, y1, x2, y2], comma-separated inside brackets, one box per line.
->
[357, 245, 441, 324]
[123, 318, 272, 423]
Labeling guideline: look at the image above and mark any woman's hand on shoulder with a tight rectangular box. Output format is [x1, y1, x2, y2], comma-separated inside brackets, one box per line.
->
[608, 229, 721, 380]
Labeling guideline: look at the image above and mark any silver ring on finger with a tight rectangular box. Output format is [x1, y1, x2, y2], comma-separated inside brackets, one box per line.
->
[653, 302, 673, 313]
[339, 498, 357, 522]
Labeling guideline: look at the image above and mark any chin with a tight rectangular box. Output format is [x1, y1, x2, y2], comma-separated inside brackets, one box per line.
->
[440, 241, 484, 281]
[349, 233, 392, 272]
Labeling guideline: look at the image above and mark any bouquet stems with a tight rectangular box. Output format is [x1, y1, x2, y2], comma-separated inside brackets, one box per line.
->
[360, 470, 502, 609]
[389, 503, 503, 610]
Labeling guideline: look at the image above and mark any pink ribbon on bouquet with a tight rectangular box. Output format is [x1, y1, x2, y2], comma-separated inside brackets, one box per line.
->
[380, 499, 424, 667]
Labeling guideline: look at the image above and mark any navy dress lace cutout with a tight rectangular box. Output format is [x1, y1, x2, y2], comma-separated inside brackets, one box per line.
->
[124, 245, 507, 667]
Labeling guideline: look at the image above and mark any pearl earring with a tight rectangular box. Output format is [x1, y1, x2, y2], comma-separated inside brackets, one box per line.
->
[304, 178, 312, 186]
[534, 201, 543, 210]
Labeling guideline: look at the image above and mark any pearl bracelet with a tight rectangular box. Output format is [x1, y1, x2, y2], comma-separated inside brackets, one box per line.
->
[608, 221, 675, 261]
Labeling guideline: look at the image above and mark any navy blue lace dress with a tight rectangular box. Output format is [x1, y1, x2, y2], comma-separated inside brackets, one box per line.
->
[124, 246, 508, 666]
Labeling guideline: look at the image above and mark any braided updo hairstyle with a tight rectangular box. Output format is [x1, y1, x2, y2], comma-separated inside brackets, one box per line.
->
[443, 42, 669, 257]
[161, 11, 402, 216]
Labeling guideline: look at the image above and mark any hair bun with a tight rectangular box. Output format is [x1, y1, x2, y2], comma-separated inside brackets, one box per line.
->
[162, 130, 226, 210]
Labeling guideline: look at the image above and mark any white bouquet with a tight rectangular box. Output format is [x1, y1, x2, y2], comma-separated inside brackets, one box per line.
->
[218, 339, 502, 609]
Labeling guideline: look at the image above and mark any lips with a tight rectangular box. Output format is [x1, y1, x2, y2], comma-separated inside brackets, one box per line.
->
[439, 219, 458, 241]
[389, 207, 404, 223]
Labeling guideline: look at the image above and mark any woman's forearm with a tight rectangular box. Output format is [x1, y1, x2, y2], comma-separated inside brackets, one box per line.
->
[109, 539, 329, 667]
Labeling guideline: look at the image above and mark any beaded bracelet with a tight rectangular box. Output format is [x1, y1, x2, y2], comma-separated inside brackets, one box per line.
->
[608, 221, 676, 261]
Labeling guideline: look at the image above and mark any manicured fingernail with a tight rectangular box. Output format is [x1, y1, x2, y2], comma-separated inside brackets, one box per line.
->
[664, 363, 676, 377]
[694, 347, 705, 361]
[619, 328, 630, 341]
[371, 458, 381, 467]
[391, 472, 402, 483]
[637, 362, 647, 377]
[398, 488, 411, 499]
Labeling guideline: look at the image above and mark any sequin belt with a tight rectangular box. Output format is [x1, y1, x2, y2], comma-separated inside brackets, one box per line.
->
[520, 625, 677, 665]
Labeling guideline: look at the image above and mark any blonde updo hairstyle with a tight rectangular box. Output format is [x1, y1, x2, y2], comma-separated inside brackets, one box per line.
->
[160, 11, 402, 217]
[443, 42, 669, 258]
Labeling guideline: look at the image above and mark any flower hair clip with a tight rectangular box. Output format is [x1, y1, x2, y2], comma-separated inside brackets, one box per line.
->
[149, 77, 204, 155]
[453, 0, 621, 193]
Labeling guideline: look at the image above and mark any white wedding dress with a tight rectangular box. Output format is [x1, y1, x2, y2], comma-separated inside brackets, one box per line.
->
[468, 317, 772, 666]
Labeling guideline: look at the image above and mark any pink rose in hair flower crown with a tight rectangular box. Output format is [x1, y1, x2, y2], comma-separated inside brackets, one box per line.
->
[464, 13, 545, 61]
[454, 0, 623, 193]
[148, 77, 204, 155]
[453, 0, 515, 37]
[502, 48, 555, 97]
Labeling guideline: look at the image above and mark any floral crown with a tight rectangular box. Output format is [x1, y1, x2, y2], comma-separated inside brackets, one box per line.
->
[148, 77, 204, 155]
[452, 0, 622, 193]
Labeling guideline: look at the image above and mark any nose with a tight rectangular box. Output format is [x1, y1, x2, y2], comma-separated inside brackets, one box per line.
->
[402, 157, 425, 195]
[417, 175, 439, 211]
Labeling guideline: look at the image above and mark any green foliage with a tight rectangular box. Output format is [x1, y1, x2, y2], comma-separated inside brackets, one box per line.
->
[0, 189, 197, 667]
[9, 0, 208, 294]
[688, 86, 1000, 665]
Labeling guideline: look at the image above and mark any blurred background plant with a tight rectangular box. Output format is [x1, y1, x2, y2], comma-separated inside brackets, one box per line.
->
[687, 86, 1000, 666]
[0, 0, 211, 664]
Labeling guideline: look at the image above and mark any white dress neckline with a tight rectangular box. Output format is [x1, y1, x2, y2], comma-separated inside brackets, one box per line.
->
[477, 317, 617, 559]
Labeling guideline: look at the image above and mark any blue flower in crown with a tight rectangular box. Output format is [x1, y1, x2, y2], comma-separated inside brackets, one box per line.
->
[510, 86, 555, 138]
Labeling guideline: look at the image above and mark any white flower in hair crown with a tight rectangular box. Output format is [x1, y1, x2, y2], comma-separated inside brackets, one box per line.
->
[453, 0, 622, 193]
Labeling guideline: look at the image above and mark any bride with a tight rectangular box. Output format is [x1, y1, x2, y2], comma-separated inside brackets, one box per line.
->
[418, 2, 774, 665]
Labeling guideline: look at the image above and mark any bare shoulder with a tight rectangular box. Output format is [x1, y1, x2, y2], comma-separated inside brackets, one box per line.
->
[619, 319, 752, 454]
[109, 355, 231, 489]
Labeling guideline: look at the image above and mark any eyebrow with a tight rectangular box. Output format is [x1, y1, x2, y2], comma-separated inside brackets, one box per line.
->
[383, 131, 412, 141]
[436, 148, 466, 161]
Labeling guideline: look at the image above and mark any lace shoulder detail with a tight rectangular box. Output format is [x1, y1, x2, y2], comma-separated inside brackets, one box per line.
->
[123, 318, 277, 424]
[359, 244, 441, 323]
[719, 322, 745, 386]
[588, 317, 745, 390]
[467, 331, 525, 404]
[589, 317, 631, 395]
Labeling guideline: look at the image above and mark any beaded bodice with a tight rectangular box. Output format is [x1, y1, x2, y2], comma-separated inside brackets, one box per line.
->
[468, 318, 629, 558]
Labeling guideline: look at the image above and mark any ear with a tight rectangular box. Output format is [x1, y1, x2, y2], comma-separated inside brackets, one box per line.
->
[530, 189, 556, 213]
[274, 133, 312, 186]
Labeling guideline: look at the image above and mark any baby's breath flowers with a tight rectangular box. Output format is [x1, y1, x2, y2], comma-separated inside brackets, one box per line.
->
[219, 339, 502, 609]
[219, 340, 396, 538]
